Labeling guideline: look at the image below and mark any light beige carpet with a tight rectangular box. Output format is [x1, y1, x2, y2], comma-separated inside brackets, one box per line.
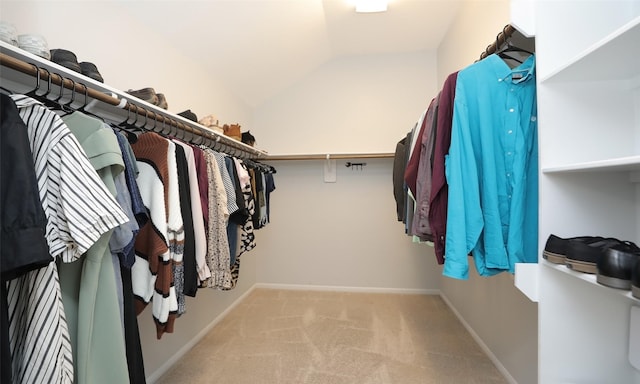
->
[156, 289, 507, 384]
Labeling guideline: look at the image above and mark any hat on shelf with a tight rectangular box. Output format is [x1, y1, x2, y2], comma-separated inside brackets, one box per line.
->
[49, 48, 82, 72]
[178, 109, 198, 122]
[79, 61, 104, 83]
[0, 21, 18, 47]
[198, 115, 223, 134]
[223, 123, 242, 141]
[126, 87, 158, 105]
[18, 34, 50, 60]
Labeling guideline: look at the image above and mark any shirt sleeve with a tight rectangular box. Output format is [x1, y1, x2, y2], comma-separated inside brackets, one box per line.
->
[53, 125, 129, 262]
[442, 87, 484, 280]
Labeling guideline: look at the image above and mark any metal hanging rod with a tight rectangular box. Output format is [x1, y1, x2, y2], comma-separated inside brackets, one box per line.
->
[0, 50, 266, 159]
[479, 24, 517, 61]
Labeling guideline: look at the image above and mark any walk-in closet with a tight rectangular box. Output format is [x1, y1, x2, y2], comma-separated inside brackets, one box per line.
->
[1, 1, 639, 384]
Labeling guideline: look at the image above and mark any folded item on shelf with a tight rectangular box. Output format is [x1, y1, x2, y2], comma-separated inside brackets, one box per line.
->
[0, 21, 18, 46]
[198, 115, 223, 134]
[18, 34, 50, 60]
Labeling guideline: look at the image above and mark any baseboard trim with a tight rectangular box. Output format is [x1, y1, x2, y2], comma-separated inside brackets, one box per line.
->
[146, 284, 258, 383]
[439, 292, 518, 384]
[254, 282, 439, 295]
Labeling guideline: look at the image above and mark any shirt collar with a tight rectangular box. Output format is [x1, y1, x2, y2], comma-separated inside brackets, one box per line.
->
[488, 53, 536, 84]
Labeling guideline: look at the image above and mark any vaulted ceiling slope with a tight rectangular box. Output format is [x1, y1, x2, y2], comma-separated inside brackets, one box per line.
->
[116, 0, 462, 107]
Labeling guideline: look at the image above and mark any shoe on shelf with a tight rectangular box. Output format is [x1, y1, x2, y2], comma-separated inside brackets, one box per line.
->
[156, 93, 168, 109]
[79, 62, 104, 83]
[126, 87, 158, 105]
[597, 244, 640, 290]
[49, 48, 80, 72]
[178, 109, 198, 122]
[566, 237, 636, 274]
[633, 263, 640, 299]
[223, 123, 242, 141]
[543, 234, 603, 264]
[632, 258, 640, 299]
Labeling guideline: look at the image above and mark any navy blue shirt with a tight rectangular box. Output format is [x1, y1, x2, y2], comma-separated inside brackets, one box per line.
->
[444, 54, 538, 279]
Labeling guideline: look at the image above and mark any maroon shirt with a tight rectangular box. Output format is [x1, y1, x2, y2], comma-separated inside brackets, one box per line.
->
[429, 71, 458, 264]
[191, 146, 209, 231]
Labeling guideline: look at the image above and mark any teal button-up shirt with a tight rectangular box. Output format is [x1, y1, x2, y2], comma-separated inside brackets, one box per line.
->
[443, 54, 538, 280]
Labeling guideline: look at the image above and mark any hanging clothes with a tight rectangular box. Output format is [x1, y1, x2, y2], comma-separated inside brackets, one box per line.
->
[173, 142, 198, 301]
[429, 71, 458, 265]
[6, 94, 127, 384]
[113, 130, 148, 384]
[408, 96, 438, 242]
[236, 160, 256, 259]
[174, 141, 210, 286]
[0, 94, 50, 384]
[166, 140, 185, 317]
[202, 148, 232, 289]
[443, 54, 538, 279]
[58, 111, 131, 384]
[130, 132, 176, 339]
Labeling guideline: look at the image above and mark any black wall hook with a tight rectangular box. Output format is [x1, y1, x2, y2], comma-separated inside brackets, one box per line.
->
[345, 162, 366, 170]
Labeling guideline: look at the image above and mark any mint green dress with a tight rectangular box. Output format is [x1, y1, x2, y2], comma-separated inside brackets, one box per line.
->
[59, 112, 131, 384]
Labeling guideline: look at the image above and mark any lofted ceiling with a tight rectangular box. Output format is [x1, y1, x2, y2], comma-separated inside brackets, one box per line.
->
[115, 0, 462, 107]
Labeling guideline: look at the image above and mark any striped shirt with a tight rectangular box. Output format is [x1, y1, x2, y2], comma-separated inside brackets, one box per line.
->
[6, 95, 128, 384]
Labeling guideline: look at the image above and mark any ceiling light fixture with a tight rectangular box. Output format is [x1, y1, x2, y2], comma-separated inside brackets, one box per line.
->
[354, 0, 388, 13]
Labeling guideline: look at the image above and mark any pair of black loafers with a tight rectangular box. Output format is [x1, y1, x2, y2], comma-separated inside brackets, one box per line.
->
[544, 234, 640, 296]
[50, 48, 104, 83]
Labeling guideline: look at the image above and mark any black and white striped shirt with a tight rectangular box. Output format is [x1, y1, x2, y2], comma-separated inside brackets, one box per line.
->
[6, 95, 128, 384]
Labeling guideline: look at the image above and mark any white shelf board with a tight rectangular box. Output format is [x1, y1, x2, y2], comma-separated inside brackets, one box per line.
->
[542, 155, 640, 173]
[540, 16, 640, 83]
[514, 262, 539, 302]
[543, 260, 640, 303]
[0, 41, 268, 158]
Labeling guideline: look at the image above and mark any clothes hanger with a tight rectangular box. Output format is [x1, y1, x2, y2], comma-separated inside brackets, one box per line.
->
[495, 27, 534, 58]
[24, 64, 43, 98]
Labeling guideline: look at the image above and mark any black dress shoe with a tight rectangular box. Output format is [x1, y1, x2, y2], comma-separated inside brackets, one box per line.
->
[565, 238, 634, 274]
[543, 234, 603, 264]
[79, 62, 104, 83]
[50, 49, 81, 73]
[632, 258, 640, 299]
[597, 244, 640, 289]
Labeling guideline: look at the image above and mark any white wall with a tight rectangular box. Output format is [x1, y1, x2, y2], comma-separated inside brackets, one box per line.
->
[255, 158, 442, 292]
[252, 51, 443, 293]
[435, 1, 538, 384]
[254, 52, 437, 155]
[0, 1, 252, 125]
[1, 1, 258, 380]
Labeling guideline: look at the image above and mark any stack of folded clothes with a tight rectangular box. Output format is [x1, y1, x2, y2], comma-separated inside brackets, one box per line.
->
[544, 234, 640, 296]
